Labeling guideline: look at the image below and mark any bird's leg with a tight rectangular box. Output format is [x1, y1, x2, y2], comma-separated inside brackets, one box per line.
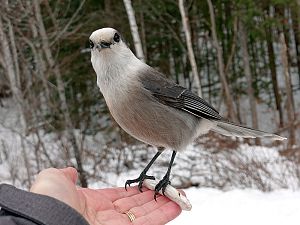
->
[125, 151, 162, 192]
[154, 150, 177, 200]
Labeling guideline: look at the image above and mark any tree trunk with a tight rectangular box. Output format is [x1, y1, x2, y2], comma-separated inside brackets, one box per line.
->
[205, 40, 212, 103]
[0, 16, 27, 131]
[291, 7, 300, 88]
[207, 0, 237, 122]
[178, 0, 202, 97]
[275, 6, 293, 82]
[225, 16, 237, 75]
[123, 0, 145, 62]
[280, 33, 296, 148]
[265, 14, 284, 127]
[26, 1, 51, 115]
[138, 0, 147, 61]
[239, 20, 260, 145]
[33, 0, 88, 187]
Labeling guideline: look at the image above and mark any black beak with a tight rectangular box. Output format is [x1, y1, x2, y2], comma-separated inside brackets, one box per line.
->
[97, 41, 111, 49]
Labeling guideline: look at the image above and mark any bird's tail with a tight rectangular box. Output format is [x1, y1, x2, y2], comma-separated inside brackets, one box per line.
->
[211, 120, 286, 141]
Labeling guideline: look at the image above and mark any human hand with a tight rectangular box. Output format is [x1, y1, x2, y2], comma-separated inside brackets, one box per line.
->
[30, 167, 182, 225]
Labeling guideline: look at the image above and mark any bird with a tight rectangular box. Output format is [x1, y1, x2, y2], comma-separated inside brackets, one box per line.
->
[89, 27, 286, 199]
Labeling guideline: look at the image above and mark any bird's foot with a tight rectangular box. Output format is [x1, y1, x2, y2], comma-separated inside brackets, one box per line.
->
[154, 175, 171, 201]
[125, 172, 155, 192]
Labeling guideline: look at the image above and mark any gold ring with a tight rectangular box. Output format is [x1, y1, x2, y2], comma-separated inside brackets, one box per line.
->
[125, 211, 136, 222]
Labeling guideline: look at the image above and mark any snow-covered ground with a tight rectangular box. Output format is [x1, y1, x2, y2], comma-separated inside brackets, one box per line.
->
[1, 99, 300, 224]
[171, 188, 300, 225]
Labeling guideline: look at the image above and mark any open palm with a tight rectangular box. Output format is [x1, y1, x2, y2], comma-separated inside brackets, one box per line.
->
[30, 167, 182, 225]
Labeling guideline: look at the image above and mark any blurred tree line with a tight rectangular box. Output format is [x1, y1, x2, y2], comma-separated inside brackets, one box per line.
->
[0, 0, 299, 186]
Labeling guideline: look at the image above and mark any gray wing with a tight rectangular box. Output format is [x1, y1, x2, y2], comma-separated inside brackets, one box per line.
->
[139, 67, 286, 141]
[139, 67, 222, 121]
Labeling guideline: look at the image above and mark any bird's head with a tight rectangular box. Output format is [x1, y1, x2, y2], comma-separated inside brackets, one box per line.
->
[89, 28, 142, 90]
[89, 28, 138, 70]
[89, 28, 134, 62]
[89, 28, 124, 51]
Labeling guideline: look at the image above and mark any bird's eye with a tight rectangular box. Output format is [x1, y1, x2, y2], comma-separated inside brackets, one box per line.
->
[113, 33, 120, 43]
[89, 40, 94, 48]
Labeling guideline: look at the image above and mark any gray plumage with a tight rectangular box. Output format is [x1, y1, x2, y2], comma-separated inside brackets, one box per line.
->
[138, 66, 285, 144]
[89, 27, 286, 196]
[89, 28, 285, 154]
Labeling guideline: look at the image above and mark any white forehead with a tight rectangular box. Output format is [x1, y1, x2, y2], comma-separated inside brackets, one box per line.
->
[90, 27, 117, 42]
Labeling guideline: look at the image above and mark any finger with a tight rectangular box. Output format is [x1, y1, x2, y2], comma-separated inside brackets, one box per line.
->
[59, 167, 78, 184]
[128, 195, 170, 218]
[96, 186, 148, 202]
[133, 201, 181, 225]
[114, 190, 156, 213]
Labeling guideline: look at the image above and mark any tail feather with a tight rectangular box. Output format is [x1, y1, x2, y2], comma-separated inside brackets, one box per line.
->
[211, 120, 286, 141]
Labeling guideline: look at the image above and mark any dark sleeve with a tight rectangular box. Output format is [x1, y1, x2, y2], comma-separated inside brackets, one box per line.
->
[0, 184, 90, 225]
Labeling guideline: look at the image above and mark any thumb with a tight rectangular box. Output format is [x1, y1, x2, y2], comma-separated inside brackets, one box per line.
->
[59, 167, 78, 184]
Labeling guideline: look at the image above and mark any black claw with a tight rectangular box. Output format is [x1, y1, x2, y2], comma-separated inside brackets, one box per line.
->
[146, 175, 155, 180]
[125, 174, 155, 192]
[125, 178, 139, 191]
[125, 183, 129, 191]
[138, 182, 143, 192]
[153, 150, 176, 200]
[154, 191, 159, 201]
[125, 180, 134, 191]
[153, 176, 171, 200]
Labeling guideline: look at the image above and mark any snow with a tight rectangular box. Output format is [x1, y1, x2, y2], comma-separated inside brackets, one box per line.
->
[170, 188, 300, 225]
[1, 98, 300, 224]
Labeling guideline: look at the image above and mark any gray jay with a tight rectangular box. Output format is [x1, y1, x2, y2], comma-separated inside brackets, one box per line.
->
[89, 28, 286, 199]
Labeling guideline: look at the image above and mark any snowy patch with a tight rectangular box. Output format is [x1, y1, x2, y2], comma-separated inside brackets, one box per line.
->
[170, 188, 300, 225]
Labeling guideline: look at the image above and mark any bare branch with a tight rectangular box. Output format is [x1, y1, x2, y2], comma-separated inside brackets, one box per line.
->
[178, 0, 202, 96]
[224, 16, 237, 74]
[123, 0, 145, 62]
[50, 0, 86, 46]
[206, 0, 237, 122]
[143, 179, 192, 211]
[280, 32, 296, 147]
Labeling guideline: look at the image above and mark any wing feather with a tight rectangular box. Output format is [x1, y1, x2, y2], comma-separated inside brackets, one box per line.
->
[140, 67, 221, 120]
[182, 91, 221, 120]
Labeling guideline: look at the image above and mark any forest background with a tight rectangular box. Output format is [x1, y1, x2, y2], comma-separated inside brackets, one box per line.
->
[0, 0, 299, 190]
